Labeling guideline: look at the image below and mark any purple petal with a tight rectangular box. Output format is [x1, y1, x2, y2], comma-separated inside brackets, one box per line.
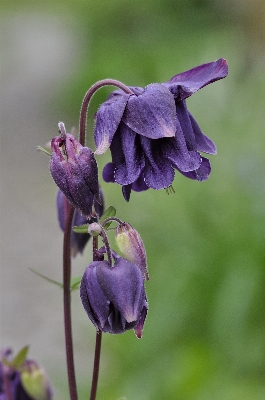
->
[165, 58, 228, 100]
[164, 134, 201, 173]
[102, 162, 116, 183]
[122, 184, 132, 202]
[96, 258, 145, 323]
[123, 83, 176, 139]
[141, 136, 175, 189]
[114, 122, 145, 185]
[175, 100, 197, 151]
[188, 112, 217, 154]
[80, 261, 110, 330]
[50, 153, 75, 205]
[94, 92, 130, 154]
[134, 300, 148, 339]
[77, 147, 99, 196]
[131, 173, 149, 192]
[178, 157, 211, 181]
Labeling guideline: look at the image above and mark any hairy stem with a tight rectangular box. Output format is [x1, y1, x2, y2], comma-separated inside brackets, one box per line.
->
[63, 203, 78, 400]
[79, 79, 133, 146]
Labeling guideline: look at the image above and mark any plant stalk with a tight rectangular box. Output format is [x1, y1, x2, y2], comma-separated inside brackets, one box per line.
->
[63, 203, 78, 400]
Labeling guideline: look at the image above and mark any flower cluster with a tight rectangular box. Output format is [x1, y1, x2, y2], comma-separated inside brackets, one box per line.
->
[94, 58, 228, 200]
[47, 58, 228, 341]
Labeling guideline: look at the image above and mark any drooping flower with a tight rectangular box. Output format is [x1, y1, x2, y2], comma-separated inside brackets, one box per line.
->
[50, 122, 100, 217]
[94, 58, 228, 200]
[80, 256, 148, 338]
[56, 188, 104, 257]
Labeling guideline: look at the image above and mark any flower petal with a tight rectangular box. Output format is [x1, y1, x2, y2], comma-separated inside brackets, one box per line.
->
[123, 83, 176, 139]
[175, 100, 197, 151]
[165, 58, 228, 100]
[80, 261, 110, 330]
[141, 136, 175, 189]
[102, 162, 116, 183]
[188, 112, 217, 154]
[96, 258, 145, 323]
[114, 122, 145, 185]
[94, 92, 130, 155]
[178, 157, 211, 181]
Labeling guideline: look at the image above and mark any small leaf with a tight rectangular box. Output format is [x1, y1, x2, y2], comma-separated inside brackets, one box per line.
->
[36, 146, 51, 156]
[100, 206, 116, 229]
[71, 276, 82, 291]
[12, 346, 29, 369]
[72, 224, 89, 234]
[29, 268, 63, 288]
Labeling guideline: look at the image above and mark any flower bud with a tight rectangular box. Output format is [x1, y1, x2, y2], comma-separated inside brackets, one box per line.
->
[80, 257, 148, 338]
[88, 222, 101, 237]
[116, 223, 149, 280]
[50, 122, 99, 217]
[20, 361, 52, 400]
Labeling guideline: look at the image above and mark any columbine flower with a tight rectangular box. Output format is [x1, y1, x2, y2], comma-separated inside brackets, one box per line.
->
[57, 188, 104, 257]
[94, 58, 228, 200]
[80, 256, 148, 338]
[50, 122, 100, 217]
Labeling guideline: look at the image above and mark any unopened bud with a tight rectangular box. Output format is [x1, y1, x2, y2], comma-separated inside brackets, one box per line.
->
[88, 222, 101, 237]
[116, 223, 149, 280]
[21, 361, 53, 400]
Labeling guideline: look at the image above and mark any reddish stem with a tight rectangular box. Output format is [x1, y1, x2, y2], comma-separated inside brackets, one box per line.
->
[79, 79, 133, 146]
[63, 203, 78, 400]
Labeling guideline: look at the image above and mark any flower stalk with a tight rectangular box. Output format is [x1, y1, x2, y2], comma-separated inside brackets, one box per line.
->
[63, 202, 78, 400]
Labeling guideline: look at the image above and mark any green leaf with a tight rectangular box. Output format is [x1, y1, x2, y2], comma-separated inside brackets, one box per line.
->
[12, 346, 29, 369]
[100, 206, 116, 229]
[29, 268, 63, 288]
[72, 224, 89, 234]
[71, 276, 82, 290]
[36, 146, 51, 156]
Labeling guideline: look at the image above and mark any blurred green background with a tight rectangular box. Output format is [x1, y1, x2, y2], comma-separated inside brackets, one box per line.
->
[1, 0, 265, 399]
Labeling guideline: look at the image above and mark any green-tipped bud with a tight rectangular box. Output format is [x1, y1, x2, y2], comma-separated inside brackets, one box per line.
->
[21, 361, 53, 400]
[115, 222, 149, 280]
[88, 222, 101, 236]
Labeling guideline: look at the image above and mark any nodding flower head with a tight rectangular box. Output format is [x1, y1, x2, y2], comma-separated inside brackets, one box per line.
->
[80, 256, 148, 338]
[94, 58, 228, 200]
[50, 122, 100, 217]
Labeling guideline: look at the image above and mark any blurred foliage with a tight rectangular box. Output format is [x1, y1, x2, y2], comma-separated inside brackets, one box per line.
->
[2, 0, 265, 399]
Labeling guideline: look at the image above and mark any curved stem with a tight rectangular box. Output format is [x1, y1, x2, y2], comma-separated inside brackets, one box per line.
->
[99, 225, 113, 267]
[101, 216, 123, 227]
[63, 203, 78, 400]
[79, 79, 133, 146]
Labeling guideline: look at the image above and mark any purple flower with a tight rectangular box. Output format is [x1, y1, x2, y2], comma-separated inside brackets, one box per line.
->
[94, 59, 228, 200]
[50, 122, 100, 217]
[57, 189, 104, 257]
[80, 256, 148, 338]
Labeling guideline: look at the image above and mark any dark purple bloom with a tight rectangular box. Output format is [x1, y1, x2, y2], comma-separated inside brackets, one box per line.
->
[57, 188, 104, 257]
[80, 256, 148, 338]
[50, 122, 100, 217]
[94, 59, 228, 200]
